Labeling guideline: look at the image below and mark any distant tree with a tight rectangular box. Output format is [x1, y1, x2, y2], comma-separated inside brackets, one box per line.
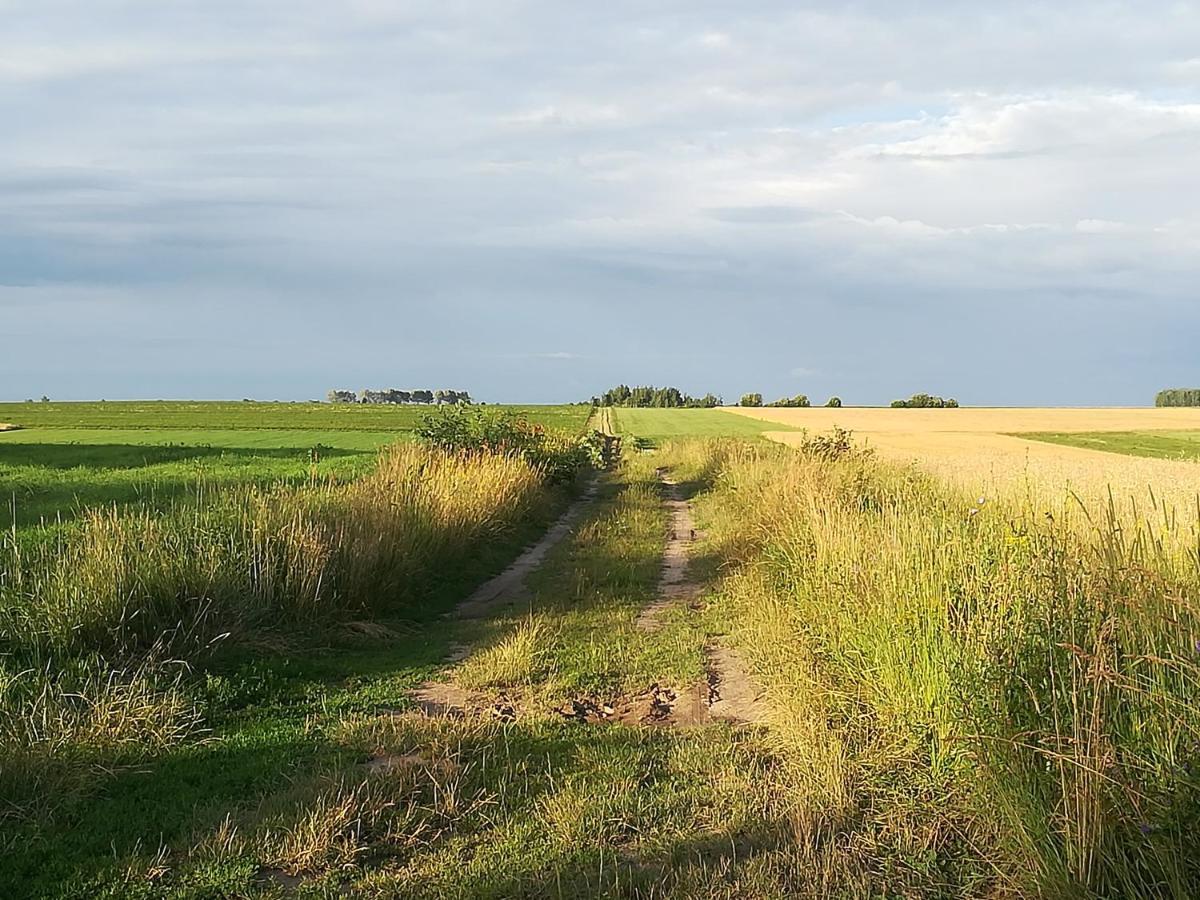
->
[826, 396, 842, 408]
[767, 395, 810, 408]
[1156, 388, 1200, 407]
[39, 395, 50, 403]
[740, 393, 763, 408]
[593, 385, 719, 408]
[891, 393, 958, 409]
[327, 389, 356, 404]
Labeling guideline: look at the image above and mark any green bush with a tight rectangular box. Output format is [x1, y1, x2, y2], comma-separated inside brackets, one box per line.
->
[826, 396, 842, 408]
[417, 405, 594, 483]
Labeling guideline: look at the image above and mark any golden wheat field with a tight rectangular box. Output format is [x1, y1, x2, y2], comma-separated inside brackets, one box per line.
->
[727, 406, 1200, 518]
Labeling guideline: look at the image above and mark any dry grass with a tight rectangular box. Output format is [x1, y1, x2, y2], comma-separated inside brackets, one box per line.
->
[695, 440, 1200, 896]
[729, 406, 1200, 518]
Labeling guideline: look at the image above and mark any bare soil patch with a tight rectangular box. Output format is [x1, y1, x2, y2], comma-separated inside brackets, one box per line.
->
[636, 471, 700, 632]
[409, 682, 521, 722]
[705, 645, 766, 725]
[0, 423, 20, 432]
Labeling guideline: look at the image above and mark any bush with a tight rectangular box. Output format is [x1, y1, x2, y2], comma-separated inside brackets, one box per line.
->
[739, 393, 763, 408]
[417, 405, 594, 483]
[826, 396, 842, 408]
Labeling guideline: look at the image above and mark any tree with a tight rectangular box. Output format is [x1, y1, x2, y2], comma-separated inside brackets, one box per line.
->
[327, 389, 356, 404]
[1156, 388, 1200, 407]
[740, 393, 763, 408]
[826, 396, 842, 408]
[891, 393, 958, 408]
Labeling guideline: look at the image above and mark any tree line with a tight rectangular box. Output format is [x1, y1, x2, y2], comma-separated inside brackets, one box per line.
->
[890, 393, 959, 408]
[591, 385, 722, 408]
[328, 389, 472, 405]
[739, 393, 842, 408]
[1155, 389, 1200, 407]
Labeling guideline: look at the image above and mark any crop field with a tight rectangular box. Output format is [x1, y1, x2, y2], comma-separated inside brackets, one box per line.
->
[5, 401, 1200, 897]
[730, 405, 1200, 517]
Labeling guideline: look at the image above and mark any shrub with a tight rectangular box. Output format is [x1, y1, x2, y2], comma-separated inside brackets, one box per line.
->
[826, 396, 842, 408]
[417, 404, 594, 483]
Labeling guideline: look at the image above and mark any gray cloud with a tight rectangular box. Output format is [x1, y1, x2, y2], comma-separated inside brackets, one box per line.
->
[2, 1, 1199, 403]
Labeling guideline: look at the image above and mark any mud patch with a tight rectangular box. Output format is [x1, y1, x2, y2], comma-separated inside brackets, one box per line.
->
[636, 474, 702, 632]
[706, 645, 766, 725]
[559, 683, 709, 728]
[455, 480, 598, 620]
[409, 682, 521, 722]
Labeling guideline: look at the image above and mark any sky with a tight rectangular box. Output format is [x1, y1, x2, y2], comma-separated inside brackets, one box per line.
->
[2, 1, 1199, 405]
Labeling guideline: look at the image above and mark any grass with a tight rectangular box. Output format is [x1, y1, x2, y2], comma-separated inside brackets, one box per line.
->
[692, 438, 1200, 896]
[1, 446, 792, 899]
[0, 404, 590, 534]
[611, 407, 798, 448]
[1021, 429, 1200, 461]
[9, 401, 1200, 896]
[0, 401, 591, 434]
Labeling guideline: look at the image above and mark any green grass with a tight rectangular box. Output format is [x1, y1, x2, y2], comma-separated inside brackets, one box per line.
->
[0, 404, 590, 533]
[1020, 429, 1200, 461]
[1, 448, 789, 899]
[0, 401, 591, 434]
[612, 408, 797, 448]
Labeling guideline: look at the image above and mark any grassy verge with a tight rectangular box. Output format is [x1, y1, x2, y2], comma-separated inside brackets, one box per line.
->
[1020, 429, 1200, 462]
[692, 439, 1200, 896]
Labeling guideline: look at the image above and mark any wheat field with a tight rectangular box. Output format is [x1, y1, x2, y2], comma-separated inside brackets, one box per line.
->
[727, 406, 1200, 517]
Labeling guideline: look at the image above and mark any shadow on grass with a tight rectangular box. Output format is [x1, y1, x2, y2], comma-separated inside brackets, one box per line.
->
[0, 442, 366, 471]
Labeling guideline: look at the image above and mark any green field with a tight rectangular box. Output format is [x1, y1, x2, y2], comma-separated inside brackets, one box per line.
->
[0, 400, 590, 433]
[612, 407, 798, 446]
[0, 403, 590, 533]
[1021, 429, 1200, 461]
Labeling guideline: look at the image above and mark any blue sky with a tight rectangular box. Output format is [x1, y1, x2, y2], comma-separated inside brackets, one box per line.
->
[2, 1, 1199, 405]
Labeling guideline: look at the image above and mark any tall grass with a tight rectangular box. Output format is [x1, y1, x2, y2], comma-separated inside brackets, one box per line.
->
[696, 440, 1200, 896]
[0, 443, 557, 821]
[1, 444, 547, 663]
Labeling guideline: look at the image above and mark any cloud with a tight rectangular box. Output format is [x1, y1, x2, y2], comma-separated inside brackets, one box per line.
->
[1, 1, 1199, 403]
